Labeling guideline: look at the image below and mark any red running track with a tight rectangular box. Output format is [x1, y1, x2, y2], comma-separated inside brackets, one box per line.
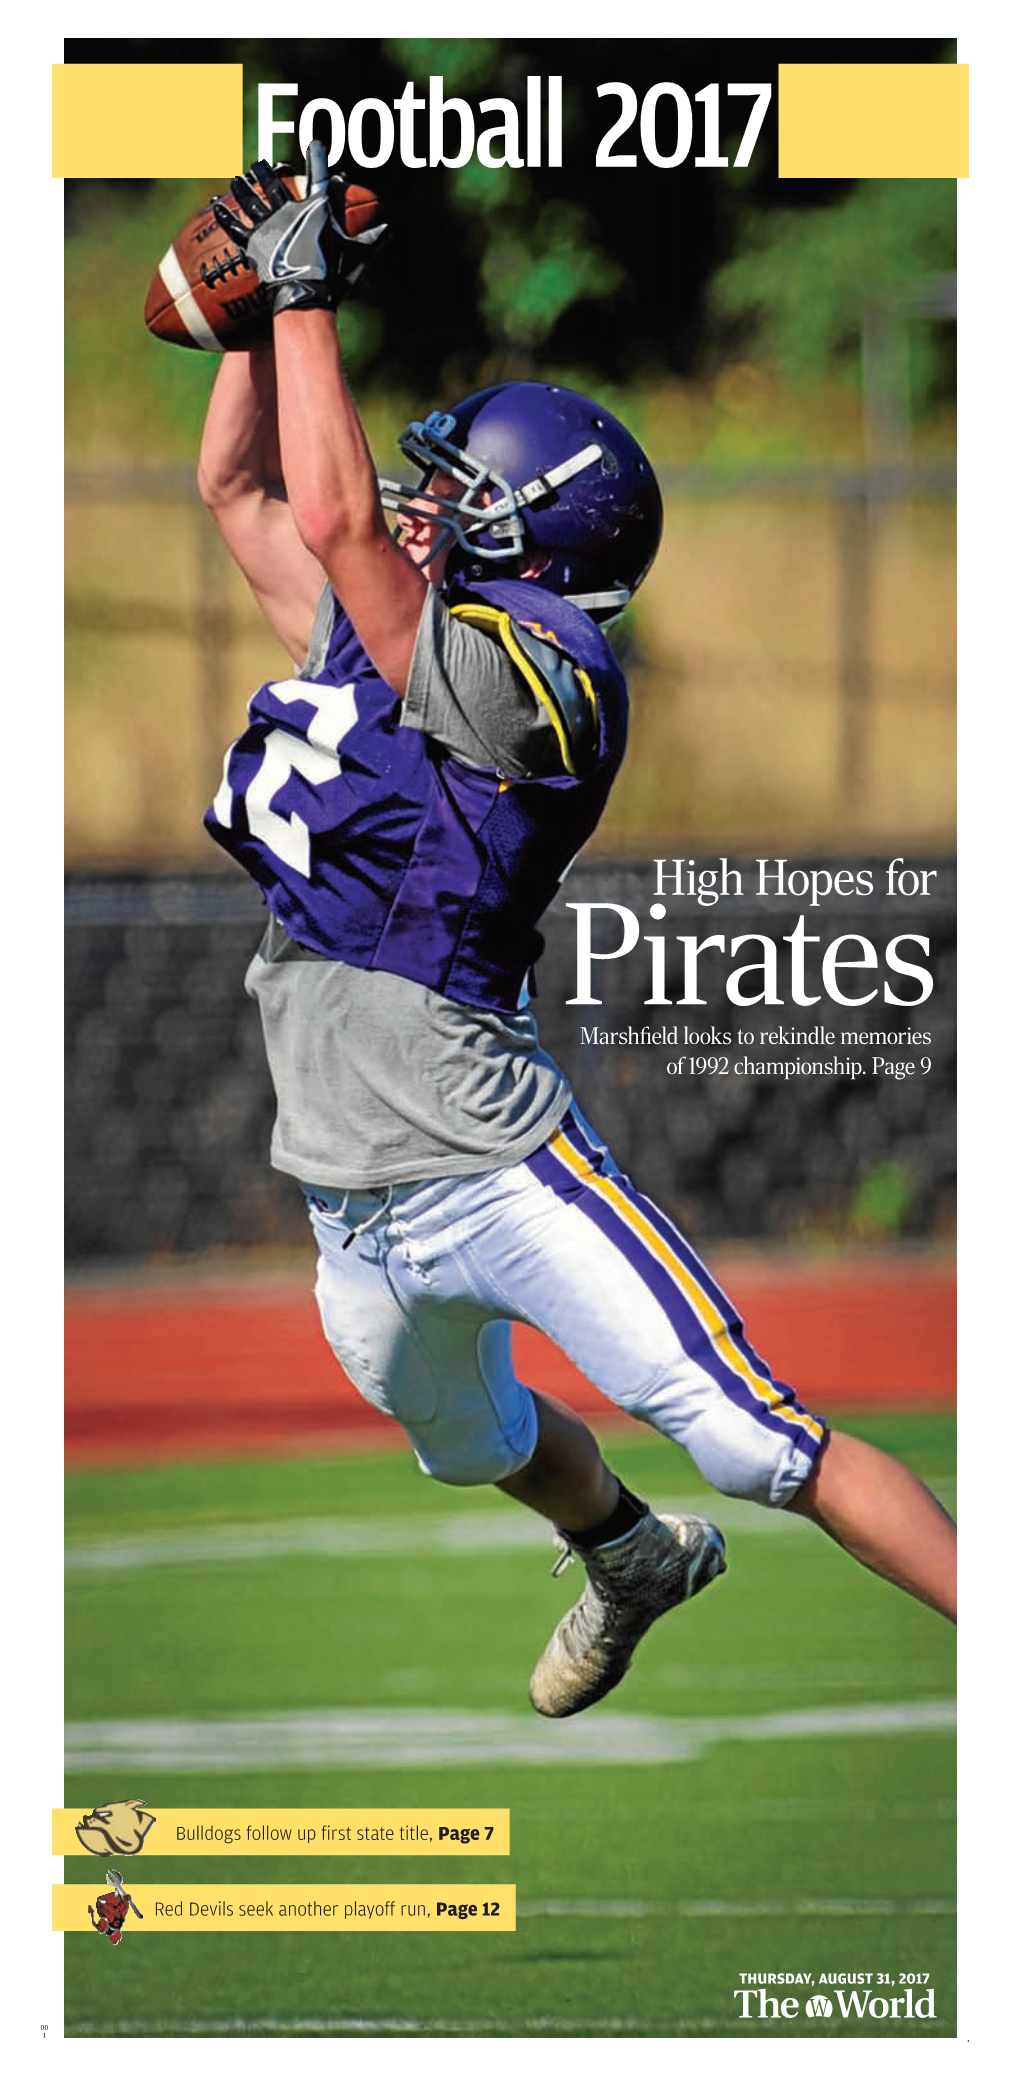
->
[65, 1256, 954, 1467]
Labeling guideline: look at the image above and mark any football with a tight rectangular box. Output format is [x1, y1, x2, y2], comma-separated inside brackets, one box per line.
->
[144, 171, 383, 352]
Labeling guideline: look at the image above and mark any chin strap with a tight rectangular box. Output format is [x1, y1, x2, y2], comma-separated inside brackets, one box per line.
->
[513, 443, 603, 508]
[380, 441, 605, 548]
[565, 587, 631, 618]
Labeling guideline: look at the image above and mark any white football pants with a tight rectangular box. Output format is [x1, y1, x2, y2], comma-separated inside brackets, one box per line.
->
[309, 1110, 825, 1505]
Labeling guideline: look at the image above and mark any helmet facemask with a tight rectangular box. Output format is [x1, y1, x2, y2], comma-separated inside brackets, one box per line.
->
[380, 410, 610, 593]
[380, 413, 527, 568]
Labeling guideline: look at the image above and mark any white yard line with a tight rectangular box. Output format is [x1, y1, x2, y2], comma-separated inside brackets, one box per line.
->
[64, 1479, 958, 1577]
[66, 2015, 736, 2036]
[59, 1499, 835, 1573]
[64, 1699, 956, 1772]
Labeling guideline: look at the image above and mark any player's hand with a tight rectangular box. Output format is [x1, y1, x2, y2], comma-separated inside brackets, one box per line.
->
[212, 141, 388, 313]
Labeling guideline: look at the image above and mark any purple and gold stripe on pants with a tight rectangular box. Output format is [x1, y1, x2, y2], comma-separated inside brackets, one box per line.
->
[526, 1111, 826, 1466]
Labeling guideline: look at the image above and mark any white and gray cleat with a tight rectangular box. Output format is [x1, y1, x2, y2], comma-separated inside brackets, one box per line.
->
[529, 1509, 727, 1719]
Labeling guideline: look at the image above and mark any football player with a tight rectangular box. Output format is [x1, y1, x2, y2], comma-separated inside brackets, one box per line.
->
[199, 145, 955, 1719]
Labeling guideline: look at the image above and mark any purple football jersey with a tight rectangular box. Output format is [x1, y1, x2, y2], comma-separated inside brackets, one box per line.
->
[206, 579, 627, 1013]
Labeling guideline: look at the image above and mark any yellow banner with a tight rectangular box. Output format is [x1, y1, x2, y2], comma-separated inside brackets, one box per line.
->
[55, 1884, 516, 1932]
[57, 1806, 508, 1856]
[778, 64, 968, 179]
[52, 63, 243, 178]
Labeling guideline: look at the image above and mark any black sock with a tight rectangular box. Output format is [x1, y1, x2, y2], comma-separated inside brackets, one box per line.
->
[562, 1479, 649, 1549]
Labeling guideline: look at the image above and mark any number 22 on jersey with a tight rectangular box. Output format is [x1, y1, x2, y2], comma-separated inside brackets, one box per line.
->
[212, 679, 359, 878]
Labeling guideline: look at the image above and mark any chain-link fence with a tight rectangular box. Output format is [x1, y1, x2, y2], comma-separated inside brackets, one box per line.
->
[66, 857, 955, 1265]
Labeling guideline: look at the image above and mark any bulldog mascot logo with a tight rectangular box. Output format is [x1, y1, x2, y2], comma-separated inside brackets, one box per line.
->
[75, 1798, 156, 1859]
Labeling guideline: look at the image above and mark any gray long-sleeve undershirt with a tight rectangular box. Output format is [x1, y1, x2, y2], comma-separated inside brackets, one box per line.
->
[245, 586, 572, 1189]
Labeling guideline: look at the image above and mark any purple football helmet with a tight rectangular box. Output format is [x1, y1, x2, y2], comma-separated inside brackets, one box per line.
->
[380, 382, 663, 622]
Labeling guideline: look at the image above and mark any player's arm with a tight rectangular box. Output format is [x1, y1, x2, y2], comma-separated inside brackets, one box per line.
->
[270, 309, 427, 695]
[212, 146, 424, 694]
[197, 347, 326, 661]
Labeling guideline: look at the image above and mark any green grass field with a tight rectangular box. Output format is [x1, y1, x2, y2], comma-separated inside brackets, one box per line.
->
[64, 1412, 956, 2039]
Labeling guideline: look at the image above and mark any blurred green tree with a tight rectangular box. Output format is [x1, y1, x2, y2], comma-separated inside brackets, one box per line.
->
[63, 37, 956, 456]
[711, 179, 956, 425]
